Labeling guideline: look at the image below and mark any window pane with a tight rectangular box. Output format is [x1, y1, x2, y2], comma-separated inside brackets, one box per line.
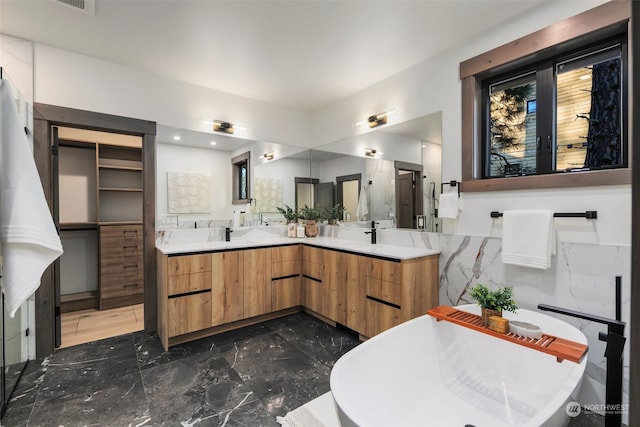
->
[488, 73, 537, 177]
[555, 47, 622, 171]
[240, 163, 247, 200]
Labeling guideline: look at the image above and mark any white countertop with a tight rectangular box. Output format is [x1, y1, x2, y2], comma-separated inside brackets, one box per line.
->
[156, 236, 439, 260]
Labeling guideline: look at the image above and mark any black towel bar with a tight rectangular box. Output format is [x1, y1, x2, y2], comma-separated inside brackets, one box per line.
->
[490, 210, 597, 219]
[441, 180, 460, 197]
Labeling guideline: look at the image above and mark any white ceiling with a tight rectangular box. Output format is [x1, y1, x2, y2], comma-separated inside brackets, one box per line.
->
[1, 0, 550, 112]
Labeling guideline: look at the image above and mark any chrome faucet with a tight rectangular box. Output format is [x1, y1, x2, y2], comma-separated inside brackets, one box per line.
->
[364, 220, 379, 244]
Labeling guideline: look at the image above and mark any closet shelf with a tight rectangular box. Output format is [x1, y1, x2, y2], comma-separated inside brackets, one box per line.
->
[99, 187, 143, 192]
[98, 164, 143, 171]
[99, 221, 143, 226]
[60, 222, 98, 231]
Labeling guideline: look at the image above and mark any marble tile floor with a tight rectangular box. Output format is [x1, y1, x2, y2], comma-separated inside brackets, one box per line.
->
[3, 311, 605, 427]
[2, 312, 360, 426]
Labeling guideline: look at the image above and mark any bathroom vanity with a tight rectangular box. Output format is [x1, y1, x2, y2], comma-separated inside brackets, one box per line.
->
[156, 237, 439, 350]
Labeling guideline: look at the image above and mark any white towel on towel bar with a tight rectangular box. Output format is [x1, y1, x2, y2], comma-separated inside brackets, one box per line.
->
[438, 192, 460, 219]
[501, 210, 555, 270]
[0, 79, 63, 317]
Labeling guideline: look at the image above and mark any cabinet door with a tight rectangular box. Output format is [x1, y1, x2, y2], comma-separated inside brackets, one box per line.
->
[168, 292, 212, 337]
[364, 297, 402, 338]
[303, 276, 323, 314]
[212, 251, 244, 326]
[322, 249, 344, 323]
[272, 276, 302, 311]
[243, 248, 272, 318]
[343, 253, 366, 333]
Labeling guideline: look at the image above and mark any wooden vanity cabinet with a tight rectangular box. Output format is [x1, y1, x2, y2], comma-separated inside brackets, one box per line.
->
[271, 245, 302, 311]
[158, 244, 439, 350]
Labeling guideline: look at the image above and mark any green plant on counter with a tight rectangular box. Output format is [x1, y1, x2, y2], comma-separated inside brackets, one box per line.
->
[470, 284, 518, 313]
[298, 205, 324, 222]
[276, 204, 299, 223]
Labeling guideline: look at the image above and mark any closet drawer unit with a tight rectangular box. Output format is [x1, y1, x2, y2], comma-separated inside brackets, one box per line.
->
[100, 224, 143, 241]
[101, 277, 143, 299]
[100, 237, 143, 259]
[101, 255, 144, 277]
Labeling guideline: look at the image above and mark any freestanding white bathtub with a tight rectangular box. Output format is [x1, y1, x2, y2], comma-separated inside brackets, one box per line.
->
[330, 304, 588, 427]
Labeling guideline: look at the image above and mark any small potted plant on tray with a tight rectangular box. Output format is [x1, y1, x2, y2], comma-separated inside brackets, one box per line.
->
[470, 284, 518, 327]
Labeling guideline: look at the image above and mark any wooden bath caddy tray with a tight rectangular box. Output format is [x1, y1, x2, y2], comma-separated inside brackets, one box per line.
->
[427, 305, 588, 363]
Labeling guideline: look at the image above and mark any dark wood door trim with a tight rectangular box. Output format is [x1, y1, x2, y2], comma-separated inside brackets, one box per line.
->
[32, 103, 156, 358]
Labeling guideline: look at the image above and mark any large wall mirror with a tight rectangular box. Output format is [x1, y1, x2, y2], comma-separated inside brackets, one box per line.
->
[309, 112, 442, 230]
[155, 111, 442, 231]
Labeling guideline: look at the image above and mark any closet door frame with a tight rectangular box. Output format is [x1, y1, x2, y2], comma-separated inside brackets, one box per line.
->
[32, 103, 156, 358]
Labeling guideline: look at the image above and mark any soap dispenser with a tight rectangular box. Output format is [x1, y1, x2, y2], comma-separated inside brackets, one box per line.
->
[297, 223, 306, 238]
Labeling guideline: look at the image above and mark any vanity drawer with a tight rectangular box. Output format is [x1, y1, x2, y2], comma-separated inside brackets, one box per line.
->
[168, 254, 211, 276]
[365, 275, 403, 307]
[168, 271, 212, 296]
[167, 291, 212, 337]
[272, 245, 300, 263]
[302, 246, 323, 264]
[365, 258, 401, 284]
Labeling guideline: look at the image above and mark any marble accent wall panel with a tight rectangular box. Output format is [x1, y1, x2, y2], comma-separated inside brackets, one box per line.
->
[438, 233, 631, 421]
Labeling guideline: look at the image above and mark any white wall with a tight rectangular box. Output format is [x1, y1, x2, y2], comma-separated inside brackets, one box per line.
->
[32, 44, 312, 148]
[311, 0, 628, 245]
[156, 142, 233, 222]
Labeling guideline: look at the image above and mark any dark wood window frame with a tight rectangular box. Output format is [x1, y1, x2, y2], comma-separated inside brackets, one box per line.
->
[460, 0, 631, 192]
[231, 151, 251, 204]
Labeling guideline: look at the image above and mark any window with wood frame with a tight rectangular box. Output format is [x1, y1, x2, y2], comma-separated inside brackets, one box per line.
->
[460, 1, 631, 192]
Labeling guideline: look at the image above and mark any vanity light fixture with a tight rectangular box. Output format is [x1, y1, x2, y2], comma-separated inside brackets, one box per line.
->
[213, 121, 235, 134]
[354, 109, 397, 128]
[365, 148, 382, 157]
[260, 151, 275, 161]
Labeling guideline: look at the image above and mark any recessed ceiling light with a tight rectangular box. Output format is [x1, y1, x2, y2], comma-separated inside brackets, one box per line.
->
[210, 141, 217, 146]
[173, 135, 181, 141]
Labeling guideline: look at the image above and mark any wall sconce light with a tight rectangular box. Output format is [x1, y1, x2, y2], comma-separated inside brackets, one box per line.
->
[365, 148, 382, 157]
[260, 151, 275, 161]
[213, 121, 234, 134]
[354, 109, 397, 128]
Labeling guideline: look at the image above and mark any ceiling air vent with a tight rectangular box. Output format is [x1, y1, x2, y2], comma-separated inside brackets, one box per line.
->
[50, 0, 95, 15]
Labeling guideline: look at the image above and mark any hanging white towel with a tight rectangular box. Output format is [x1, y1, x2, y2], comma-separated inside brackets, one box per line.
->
[356, 184, 369, 221]
[0, 79, 63, 317]
[438, 192, 460, 219]
[501, 210, 555, 270]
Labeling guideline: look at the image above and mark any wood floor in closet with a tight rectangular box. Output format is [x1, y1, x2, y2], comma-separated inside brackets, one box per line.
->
[60, 303, 144, 348]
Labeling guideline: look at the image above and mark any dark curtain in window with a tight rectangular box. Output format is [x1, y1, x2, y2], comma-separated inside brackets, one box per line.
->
[584, 58, 621, 168]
